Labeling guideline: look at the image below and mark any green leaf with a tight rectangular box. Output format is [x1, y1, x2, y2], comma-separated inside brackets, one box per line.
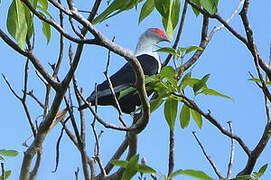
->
[164, 98, 178, 131]
[0, 150, 19, 157]
[162, 10, 174, 39]
[185, 46, 203, 55]
[200, 0, 218, 13]
[6, 0, 28, 49]
[138, 164, 156, 174]
[38, 0, 48, 10]
[191, 0, 200, 16]
[191, 109, 202, 129]
[37, 5, 54, 19]
[179, 71, 192, 90]
[150, 98, 164, 113]
[0, 170, 11, 180]
[111, 160, 128, 168]
[201, 88, 235, 102]
[93, 0, 142, 24]
[122, 155, 139, 180]
[42, 20, 51, 44]
[24, 6, 34, 39]
[168, 169, 183, 179]
[160, 66, 176, 79]
[138, 0, 155, 24]
[248, 78, 271, 85]
[155, 47, 177, 56]
[29, 0, 38, 9]
[171, 0, 180, 29]
[193, 74, 210, 94]
[0, 156, 4, 161]
[181, 169, 212, 180]
[253, 164, 268, 179]
[179, 104, 190, 128]
[231, 175, 252, 180]
[119, 87, 136, 100]
[154, 0, 170, 18]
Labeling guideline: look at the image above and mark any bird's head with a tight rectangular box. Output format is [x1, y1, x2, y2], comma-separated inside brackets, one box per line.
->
[145, 28, 171, 43]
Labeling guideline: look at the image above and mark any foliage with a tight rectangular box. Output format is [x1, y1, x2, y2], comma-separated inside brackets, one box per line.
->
[0, 149, 19, 180]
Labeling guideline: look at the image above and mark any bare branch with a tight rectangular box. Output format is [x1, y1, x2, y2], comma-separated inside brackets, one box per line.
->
[26, 90, 45, 109]
[172, 92, 251, 156]
[226, 121, 235, 179]
[2, 73, 36, 137]
[21, 0, 98, 45]
[104, 38, 127, 127]
[192, 131, 223, 179]
[29, 150, 42, 180]
[0, 29, 59, 90]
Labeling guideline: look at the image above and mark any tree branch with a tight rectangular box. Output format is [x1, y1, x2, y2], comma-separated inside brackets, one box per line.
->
[192, 131, 223, 179]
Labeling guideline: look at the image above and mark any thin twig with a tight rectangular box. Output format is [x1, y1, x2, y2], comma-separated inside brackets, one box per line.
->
[52, 124, 66, 173]
[75, 167, 79, 180]
[226, 121, 235, 179]
[91, 84, 107, 177]
[104, 37, 127, 127]
[192, 131, 223, 179]
[172, 92, 251, 156]
[26, 90, 45, 108]
[2, 73, 36, 137]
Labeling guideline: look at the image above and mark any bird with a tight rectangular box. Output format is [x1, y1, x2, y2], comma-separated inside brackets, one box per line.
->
[78, 28, 170, 114]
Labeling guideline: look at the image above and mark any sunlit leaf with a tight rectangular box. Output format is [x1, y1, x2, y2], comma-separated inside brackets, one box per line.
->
[37, 5, 54, 19]
[38, 0, 48, 10]
[0, 156, 4, 161]
[138, 164, 156, 174]
[180, 104, 190, 128]
[42, 20, 51, 44]
[191, 109, 202, 129]
[253, 164, 268, 179]
[191, 0, 201, 16]
[168, 169, 183, 179]
[0, 150, 19, 157]
[193, 74, 210, 94]
[200, 0, 218, 13]
[150, 98, 164, 113]
[122, 154, 139, 180]
[139, 0, 155, 24]
[155, 47, 177, 56]
[160, 66, 176, 79]
[201, 88, 235, 102]
[6, 0, 28, 49]
[24, 6, 34, 39]
[171, 0, 180, 29]
[185, 46, 203, 55]
[179, 71, 192, 90]
[164, 98, 178, 130]
[111, 160, 128, 168]
[180, 169, 213, 180]
[154, 0, 170, 18]
[248, 78, 271, 85]
[231, 175, 252, 180]
[93, 0, 143, 24]
[0, 170, 11, 180]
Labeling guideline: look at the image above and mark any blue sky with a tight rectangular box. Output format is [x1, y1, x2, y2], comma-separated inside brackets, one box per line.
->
[1, 0, 271, 179]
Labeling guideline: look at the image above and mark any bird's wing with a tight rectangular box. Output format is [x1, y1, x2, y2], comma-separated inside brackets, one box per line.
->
[87, 54, 159, 102]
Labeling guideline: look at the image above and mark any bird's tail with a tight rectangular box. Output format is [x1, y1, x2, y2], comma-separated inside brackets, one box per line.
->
[78, 103, 89, 111]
